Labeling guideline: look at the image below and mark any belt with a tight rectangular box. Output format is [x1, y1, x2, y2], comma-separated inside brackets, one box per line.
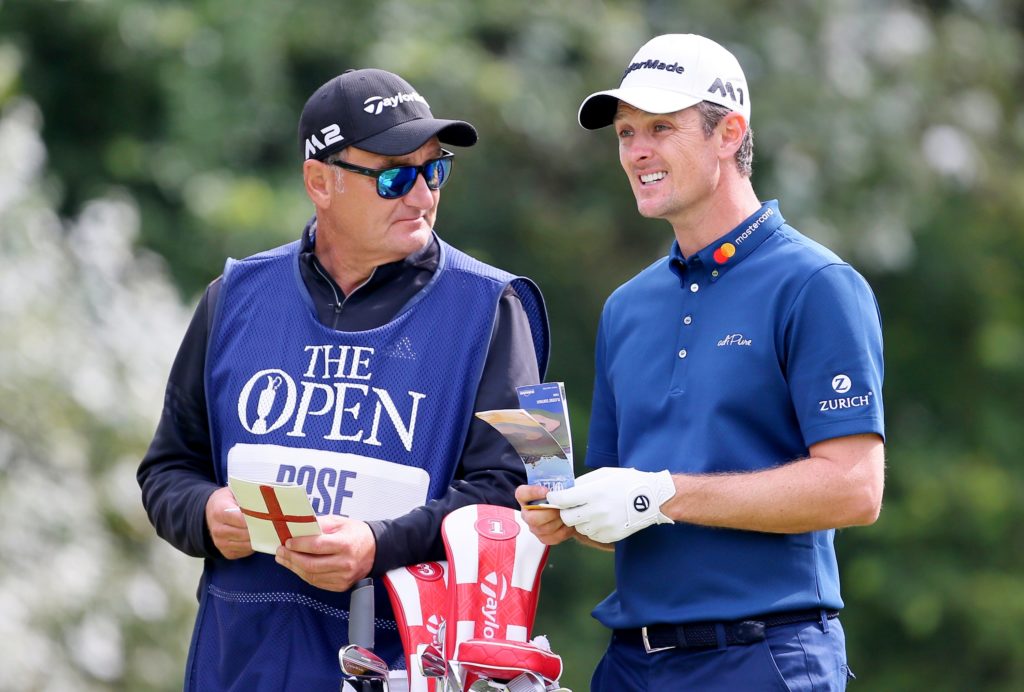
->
[617, 609, 839, 654]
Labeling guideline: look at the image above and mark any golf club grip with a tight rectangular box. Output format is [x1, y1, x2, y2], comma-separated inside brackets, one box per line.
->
[349, 578, 375, 650]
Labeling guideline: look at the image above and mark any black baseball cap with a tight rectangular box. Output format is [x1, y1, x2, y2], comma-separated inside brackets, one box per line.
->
[298, 68, 478, 161]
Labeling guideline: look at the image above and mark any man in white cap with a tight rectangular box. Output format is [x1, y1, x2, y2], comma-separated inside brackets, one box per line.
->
[518, 34, 885, 690]
[139, 68, 549, 689]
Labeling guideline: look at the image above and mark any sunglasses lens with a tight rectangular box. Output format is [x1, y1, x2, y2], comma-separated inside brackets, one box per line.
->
[377, 166, 418, 199]
[424, 158, 452, 190]
[374, 156, 453, 198]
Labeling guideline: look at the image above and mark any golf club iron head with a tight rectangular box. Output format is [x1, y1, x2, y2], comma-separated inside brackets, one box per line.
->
[504, 671, 547, 692]
[419, 644, 447, 678]
[340, 644, 390, 678]
[445, 660, 463, 692]
[467, 679, 503, 691]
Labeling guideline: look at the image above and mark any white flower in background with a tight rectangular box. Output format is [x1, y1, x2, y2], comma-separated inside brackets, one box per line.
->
[0, 97, 199, 688]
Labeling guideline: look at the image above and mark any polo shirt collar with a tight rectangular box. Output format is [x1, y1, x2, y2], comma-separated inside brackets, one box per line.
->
[669, 200, 784, 283]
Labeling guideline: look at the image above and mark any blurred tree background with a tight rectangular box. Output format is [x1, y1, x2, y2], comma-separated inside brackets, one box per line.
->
[1, 0, 1022, 689]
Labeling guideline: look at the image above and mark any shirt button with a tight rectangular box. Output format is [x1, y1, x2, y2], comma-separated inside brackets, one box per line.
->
[711, 270, 720, 278]
[683, 315, 693, 325]
[690, 283, 699, 293]
[678, 349, 687, 359]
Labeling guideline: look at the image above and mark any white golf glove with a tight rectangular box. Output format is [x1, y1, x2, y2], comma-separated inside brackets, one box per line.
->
[547, 467, 676, 543]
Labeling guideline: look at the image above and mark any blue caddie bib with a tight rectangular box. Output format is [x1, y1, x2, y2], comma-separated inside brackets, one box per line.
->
[185, 236, 547, 691]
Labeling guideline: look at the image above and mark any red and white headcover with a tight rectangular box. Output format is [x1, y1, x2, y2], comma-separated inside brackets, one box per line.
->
[453, 638, 563, 684]
[441, 504, 549, 657]
[382, 561, 449, 692]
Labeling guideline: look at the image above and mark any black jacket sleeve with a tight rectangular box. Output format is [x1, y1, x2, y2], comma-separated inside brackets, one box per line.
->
[137, 282, 223, 558]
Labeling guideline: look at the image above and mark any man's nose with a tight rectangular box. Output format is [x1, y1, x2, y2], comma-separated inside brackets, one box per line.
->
[622, 134, 653, 163]
[403, 170, 436, 208]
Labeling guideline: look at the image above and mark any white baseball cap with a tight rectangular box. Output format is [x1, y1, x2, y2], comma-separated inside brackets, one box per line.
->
[578, 34, 751, 129]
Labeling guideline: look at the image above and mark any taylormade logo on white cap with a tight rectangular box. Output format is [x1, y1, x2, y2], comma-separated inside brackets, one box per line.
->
[578, 33, 751, 129]
[622, 58, 687, 78]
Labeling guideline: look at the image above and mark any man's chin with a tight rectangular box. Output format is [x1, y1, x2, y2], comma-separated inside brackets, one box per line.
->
[393, 221, 433, 238]
[635, 201, 667, 220]
[396, 225, 434, 253]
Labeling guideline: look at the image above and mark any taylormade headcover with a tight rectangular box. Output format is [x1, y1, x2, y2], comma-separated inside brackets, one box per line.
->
[382, 561, 449, 692]
[440, 504, 549, 656]
[548, 467, 675, 543]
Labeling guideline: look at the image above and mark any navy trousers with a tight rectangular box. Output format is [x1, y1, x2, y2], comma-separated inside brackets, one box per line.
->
[592, 616, 853, 691]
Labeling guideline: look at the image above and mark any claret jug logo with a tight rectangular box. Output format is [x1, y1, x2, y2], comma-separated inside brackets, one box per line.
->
[236, 344, 426, 452]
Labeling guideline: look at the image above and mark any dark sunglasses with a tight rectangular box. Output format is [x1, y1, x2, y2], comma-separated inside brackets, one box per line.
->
[328, 150, 455, 199]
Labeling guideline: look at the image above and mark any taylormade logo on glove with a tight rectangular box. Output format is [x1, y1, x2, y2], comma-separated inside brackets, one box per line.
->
[547, 467, 676, 543]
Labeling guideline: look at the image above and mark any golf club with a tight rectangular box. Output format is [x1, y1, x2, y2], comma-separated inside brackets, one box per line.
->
[340, 644, 390, 678]
[342, 578, 389, 692]
[504, 671, 546, 692]
[419, 644, 447, 678]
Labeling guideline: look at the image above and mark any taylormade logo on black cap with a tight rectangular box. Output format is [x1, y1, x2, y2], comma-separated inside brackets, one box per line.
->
[362, 91, 428, 116]
[298, 68, 478, 160]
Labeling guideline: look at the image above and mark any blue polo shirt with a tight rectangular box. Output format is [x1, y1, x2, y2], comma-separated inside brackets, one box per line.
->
[586, 200, 884, 628]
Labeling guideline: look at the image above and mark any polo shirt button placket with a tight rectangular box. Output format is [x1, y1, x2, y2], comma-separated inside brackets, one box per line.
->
[681, 310, 693, 359]
[671, 280, 700, 393]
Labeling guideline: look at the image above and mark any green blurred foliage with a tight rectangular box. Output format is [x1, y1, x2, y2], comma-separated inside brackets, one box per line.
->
[2, 0, 1024, 689]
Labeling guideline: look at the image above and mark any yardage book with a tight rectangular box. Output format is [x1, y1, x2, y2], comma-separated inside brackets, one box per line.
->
[227, 476, 320, 555]
[475, 382, 575, 507]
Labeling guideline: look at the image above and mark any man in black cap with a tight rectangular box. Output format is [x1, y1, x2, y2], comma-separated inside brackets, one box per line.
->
[138, 68, 549, 690]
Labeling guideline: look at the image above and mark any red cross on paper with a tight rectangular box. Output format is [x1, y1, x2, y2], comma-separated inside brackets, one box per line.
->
[240, 484, 318, 545]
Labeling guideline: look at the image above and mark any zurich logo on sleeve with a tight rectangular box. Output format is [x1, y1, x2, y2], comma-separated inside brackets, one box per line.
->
[831, 374, 852, 393]
[820, 373, 873, 412]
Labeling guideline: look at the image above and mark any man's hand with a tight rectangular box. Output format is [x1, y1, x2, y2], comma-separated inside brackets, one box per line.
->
[205, 486, 254, 560]
[547, 467, 676, 543]
[275, 516, 376, 592]
[515, 485, 577, 546]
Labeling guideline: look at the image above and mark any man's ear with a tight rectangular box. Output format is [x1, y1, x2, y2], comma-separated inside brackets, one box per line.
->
[717, 111, 748, 160]
[303, 159, 335, 207]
